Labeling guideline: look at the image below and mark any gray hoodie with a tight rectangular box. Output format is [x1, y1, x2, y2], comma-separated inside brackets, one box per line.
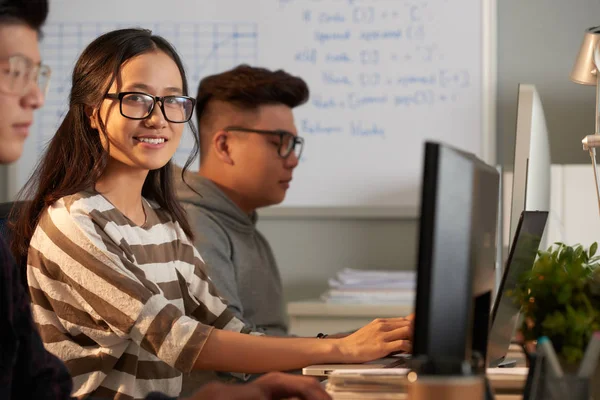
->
[174, 167, 288, 336]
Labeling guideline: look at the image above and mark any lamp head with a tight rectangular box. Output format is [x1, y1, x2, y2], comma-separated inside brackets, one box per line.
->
[570, 26, 600, 85]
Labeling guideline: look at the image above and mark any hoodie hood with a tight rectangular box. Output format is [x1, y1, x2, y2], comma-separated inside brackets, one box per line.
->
[173, 166, 257, 233]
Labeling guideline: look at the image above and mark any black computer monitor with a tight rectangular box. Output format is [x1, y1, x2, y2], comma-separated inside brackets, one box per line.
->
[412, 141, 499, 375]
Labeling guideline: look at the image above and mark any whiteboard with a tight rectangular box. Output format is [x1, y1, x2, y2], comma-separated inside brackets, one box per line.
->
[10, 0, 496, 217]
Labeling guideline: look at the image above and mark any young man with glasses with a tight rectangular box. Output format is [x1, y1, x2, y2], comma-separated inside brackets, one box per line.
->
[0, 1, 70, 398]
[0, 3, 49, 165]
[175, 65, 308, 338]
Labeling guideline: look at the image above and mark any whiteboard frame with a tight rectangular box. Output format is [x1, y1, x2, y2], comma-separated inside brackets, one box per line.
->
[6, 0, 497, 219]
[258, 206, 420, 220]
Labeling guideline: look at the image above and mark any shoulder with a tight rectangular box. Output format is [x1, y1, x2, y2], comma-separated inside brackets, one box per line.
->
[39, 191, 104, 230]
[183, 204, 228, 238]
[31, 191, 109, 249]
[179, 207, 232, 261]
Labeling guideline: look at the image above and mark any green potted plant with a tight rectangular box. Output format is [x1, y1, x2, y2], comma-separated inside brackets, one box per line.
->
[511, 242, 600, 366]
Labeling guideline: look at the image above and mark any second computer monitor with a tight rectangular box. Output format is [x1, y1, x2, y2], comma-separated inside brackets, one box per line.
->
[507, 84, 551, 248]
[412, 141, 499, 375]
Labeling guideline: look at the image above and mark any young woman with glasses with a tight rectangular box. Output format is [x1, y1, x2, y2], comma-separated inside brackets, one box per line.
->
[12, 28, 412, 400]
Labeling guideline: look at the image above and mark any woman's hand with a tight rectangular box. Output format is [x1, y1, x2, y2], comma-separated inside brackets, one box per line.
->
[336, 317, 413, 363]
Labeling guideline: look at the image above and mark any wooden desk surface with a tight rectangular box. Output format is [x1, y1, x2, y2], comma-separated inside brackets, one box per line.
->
[322, 344, 527, 399]
[329, 395, 521, 400]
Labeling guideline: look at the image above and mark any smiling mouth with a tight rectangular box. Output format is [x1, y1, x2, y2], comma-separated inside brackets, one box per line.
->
[135, 137, 168, 144]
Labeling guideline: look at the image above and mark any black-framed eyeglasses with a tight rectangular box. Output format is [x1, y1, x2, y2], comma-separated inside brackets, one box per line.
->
[224, 126, 305, 160]
[105, 91, 195, 123]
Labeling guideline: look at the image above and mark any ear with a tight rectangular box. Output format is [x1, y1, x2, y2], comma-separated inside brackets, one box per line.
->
[85, 105, 99, 130]
[212, 130, 235, 165]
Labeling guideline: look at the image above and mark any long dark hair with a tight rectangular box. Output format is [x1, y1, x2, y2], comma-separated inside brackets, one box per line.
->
[11, 28, 199, 265]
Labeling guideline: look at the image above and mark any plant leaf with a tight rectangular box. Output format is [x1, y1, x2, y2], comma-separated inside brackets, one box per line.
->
[590, 242, 598, 258]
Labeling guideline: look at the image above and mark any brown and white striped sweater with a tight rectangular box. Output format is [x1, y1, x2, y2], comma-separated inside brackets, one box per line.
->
[27, 190, 253, 399]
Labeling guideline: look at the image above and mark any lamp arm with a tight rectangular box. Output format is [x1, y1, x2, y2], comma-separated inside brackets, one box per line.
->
[588, 148, 600, 217]
[584, 50, 600, 216]
[595, 44, 600, 135]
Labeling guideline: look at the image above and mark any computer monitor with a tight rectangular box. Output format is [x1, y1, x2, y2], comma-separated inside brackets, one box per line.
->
[487, 210, 548, 367]
[412, 141, 499, 375]
[507, 84, 551, 250]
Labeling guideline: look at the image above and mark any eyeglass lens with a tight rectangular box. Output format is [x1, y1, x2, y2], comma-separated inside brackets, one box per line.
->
[121, 93, 193, 122]
[0, 55, 51, 95]
[280, 133, 303, 158]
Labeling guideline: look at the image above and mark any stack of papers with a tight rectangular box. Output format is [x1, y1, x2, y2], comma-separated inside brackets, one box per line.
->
[321, 268, 416, 305]
[326, 368, 409, 399]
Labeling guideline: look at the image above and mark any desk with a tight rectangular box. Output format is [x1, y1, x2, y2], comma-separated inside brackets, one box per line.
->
[287, 300, 413, 336]
[328, 395, 521, 400]
[324, 372, 526, 399]
[308, 344, 528, 399]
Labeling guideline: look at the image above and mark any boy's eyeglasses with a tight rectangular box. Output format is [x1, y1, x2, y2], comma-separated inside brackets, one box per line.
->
[0, 54, 51, 96]
[224, 126, 305, 159]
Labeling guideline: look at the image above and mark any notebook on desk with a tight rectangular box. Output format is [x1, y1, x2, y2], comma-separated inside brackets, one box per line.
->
[303, 210, 547, 378]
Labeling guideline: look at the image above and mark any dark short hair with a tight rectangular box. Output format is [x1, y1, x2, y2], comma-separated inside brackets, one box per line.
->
[0, 0, 48, 33]
[195, 64, 309, 128]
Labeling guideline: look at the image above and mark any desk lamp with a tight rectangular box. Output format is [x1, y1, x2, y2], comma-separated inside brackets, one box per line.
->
[571, 26, 600, 215]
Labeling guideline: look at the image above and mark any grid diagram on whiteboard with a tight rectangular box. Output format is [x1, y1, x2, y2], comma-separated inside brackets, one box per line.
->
[36, 22, 258, 167]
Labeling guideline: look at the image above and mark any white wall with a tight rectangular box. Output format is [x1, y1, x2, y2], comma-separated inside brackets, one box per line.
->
[546, 165, 600, 247]
[257, 217, 418, 304]
[497, 0, 600, 167]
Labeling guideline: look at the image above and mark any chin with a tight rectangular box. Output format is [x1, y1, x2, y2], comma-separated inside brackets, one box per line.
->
[267, 193, 287, 206]
[145, 164, 169, 171]
[0, 144, 23, 164]
[139, 159, 172, 171]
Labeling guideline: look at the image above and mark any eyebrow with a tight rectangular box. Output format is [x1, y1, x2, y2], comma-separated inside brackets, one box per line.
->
[1, 53, 43, 66]
[125, 83, 183, 95]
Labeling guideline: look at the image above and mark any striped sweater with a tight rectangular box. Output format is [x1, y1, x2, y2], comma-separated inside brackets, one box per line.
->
[27, 190, 253, 399]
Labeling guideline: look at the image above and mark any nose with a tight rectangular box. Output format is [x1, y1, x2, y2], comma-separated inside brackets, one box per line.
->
[144, 102, 167, 129]
[21, 82, 45, 110]
[285, 149, 300, 168]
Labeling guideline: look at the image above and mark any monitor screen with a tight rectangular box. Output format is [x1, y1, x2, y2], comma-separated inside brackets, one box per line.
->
[412, 141, 499, 375]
